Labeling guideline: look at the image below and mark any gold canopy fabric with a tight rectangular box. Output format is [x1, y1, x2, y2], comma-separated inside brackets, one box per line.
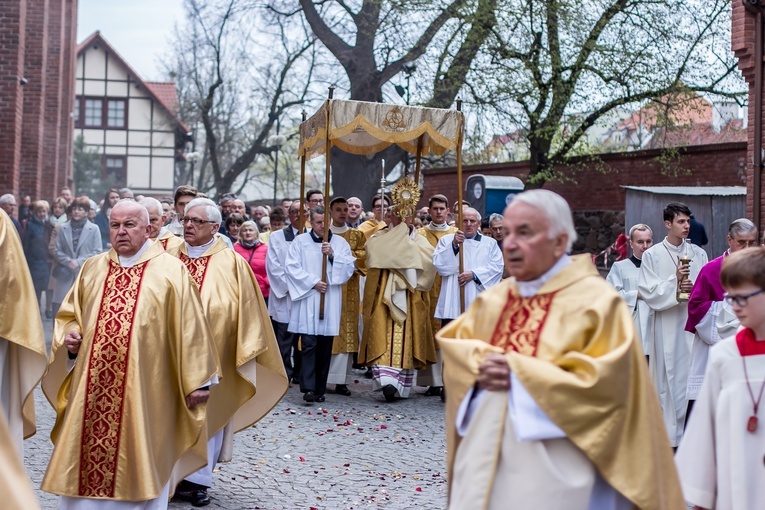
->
[299, 99, 463, 160]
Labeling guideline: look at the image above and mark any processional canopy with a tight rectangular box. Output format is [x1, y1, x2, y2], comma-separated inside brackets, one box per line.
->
[298, 99, 464, 160]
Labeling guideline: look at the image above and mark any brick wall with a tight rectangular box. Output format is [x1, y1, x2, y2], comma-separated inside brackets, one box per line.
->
[421, 142, 746, 212]
[0, 0, 75, 208]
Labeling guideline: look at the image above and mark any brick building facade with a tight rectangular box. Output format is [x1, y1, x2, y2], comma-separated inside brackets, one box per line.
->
[0, 0, 77, 203]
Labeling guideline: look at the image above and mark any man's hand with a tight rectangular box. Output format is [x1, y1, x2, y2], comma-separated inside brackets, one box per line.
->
[314, 281, 328, 293]
[476, 353, 511, 392]
[67, 259, 79, 271]
[452, 230, 465, 246]
[675, 263, 690, 282]
[321, 242, 333, 257]
[186, 389, 210, 408]
[64, 330, 82, 355]
[457, 271, 474, 287]
[680, 278, 694, 293]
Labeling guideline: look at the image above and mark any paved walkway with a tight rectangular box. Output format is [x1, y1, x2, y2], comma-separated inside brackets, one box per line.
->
[25, 319, 448, 509]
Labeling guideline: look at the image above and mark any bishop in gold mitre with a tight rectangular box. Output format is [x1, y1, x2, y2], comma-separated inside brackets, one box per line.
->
[438, 190, 684, 510]
[168, 197, 288, 506]
[0, 209, 47, 453]
[41, 201, 219, 509]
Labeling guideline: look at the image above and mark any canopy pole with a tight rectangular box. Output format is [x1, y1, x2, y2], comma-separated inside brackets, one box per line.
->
[414, 135, 423, 187]
[319, 86, 335, 320]
[456, 99, 465, 314]
[298, 110, 307, 239]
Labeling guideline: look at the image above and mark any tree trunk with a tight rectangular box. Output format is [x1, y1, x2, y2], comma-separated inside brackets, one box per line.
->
[329, 145, 406, 207]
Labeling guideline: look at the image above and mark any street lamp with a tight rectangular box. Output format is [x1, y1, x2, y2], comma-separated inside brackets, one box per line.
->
[395, 61, 417, 105]
[268, 134, 287, 206]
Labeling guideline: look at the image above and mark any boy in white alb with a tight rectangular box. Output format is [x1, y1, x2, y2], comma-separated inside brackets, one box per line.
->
[676, 247, 765, 510]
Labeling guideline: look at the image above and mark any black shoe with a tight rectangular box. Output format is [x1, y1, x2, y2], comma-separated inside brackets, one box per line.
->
[316, 395, 326, 403]
[440, 387, 446, 402]
[424, 386, 442, 397]
[334, 384, 352, 396]
[291, 377, 300, 384]
[364, 368, 373, 379]
[382, 384, 397, 402]
[303, 391, 316, 403]
[175, 484, 210, 507]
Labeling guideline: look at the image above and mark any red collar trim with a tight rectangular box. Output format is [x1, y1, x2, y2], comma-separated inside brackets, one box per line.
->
[736, 328, 765, 356]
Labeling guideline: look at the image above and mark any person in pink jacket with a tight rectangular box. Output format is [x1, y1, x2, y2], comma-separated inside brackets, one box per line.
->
[234, 220, 270, 303]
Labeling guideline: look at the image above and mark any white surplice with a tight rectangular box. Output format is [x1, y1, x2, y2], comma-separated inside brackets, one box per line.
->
[687, 301, 739, 400]
[265, 228, 298, 323]
[605, 258, 652, 355]
[676, 339, 765, 510]
[638, 238, 707, 446]
[285, 232, 355, 336]
[432, 233, 504, 319]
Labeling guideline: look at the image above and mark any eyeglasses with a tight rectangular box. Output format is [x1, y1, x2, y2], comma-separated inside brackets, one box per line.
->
[724, 289, 765, 307]
[308, 199, 324, 205]
[181, 217, 216, 226]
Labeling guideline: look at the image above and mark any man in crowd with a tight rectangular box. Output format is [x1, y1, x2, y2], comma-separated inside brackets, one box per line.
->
[416, 194, 458, 398]
[360, 183, 437, 402]
[41, 200, 219, 507]
[606, 224, 654, 359]
[327, 197, 367, 396]
[358, 194, 390, 240]
[0, 194, 20, 234]
[266, 201, 304, 381]
[433, 206, 503, 324]
[168, 197, 287, 506]
[118, 187, 134, 200]
[438, 189, 683, 509]
[683, 218, 758, 422]
[261, 207, 287, 244]
[638, 201, 708, 448]
[489, 213, 505, 246]
[251, 205, 269, 223]
[0, 208, 47, 454]
[59, 187, 73, 205]
[18, 195, 31, 224]
[347, 197, 364, 228]
[285, 206, 355, 403]
[138, 197, 174, 246]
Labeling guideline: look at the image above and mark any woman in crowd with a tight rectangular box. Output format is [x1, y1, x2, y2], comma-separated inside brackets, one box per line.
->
[94, 188, 120, 250]
[45, 197, 68, 318]
[233, 220, 270, 305]
[22, 200, 51, 309]
[50, 197, 101, 316]
[225, 213, 244, 244]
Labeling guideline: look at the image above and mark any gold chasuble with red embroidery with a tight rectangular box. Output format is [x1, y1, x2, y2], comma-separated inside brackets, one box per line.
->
[437, 255, 684, 510]
[157, 229, 183, 250]
[0, 209, 47, 447]
[168, 238, 287, 462]
[40, 243, 219, 501]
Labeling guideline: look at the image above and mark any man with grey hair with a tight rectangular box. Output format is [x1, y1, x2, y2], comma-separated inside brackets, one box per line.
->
[438, 189, 683, 509]
[118, 187, 134, 200]
[683, 218, 758, 422]
[489, 212, 505, 245]
[606, 223, 654, 358]
[233, 199, 249, 219]
[168, 197, 287, 505]
[0, 194, 20, 234]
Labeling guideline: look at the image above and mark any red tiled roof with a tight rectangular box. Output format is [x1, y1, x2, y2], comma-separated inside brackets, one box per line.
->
[646, 120, 746, 149]
[146, 82, 179, 116]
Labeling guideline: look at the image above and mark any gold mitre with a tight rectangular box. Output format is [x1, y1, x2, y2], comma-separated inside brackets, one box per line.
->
[390, 177, 421, 219]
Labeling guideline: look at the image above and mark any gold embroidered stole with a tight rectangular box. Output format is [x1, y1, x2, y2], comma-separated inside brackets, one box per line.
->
[490, 291, 555, 356]
[79, 260, 147, 497]
[180, 252, 211, 291]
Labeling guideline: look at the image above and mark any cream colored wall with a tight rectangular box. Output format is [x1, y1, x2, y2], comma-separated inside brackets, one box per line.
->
[75, 44, 180, 193]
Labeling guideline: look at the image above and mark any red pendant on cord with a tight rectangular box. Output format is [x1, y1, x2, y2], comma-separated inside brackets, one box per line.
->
[748, 415, 758, 433]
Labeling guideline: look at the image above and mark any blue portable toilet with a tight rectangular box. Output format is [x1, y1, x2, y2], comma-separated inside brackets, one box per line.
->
[465, 175, 525, 217]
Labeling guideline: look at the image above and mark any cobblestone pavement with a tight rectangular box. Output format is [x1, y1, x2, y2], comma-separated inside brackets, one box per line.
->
[25, 319, 448, 510]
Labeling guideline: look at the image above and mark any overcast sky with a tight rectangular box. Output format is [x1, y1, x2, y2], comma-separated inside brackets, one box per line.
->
[77, 0, 185, 81]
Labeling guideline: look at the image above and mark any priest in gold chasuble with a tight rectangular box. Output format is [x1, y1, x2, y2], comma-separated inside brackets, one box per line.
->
[357, 193, 390, 241]
[140, 196, 183, 251]
[168, 198, 288, 506]
[416, 194, 457, 396]
[0, 209, 47, 455]
[327, 197, 367, 396]
[0, 410, 39, 509]
[41, 201, 219, 508]
[359, 179, 437, 401]
[438, 190, 683, 510]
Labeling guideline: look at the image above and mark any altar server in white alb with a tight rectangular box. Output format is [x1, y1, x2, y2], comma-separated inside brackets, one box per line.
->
[605, 224, 653, 358]
[638, 202, 707, 447]
[676, 247, 765, 510]
[285, 206, 355, 403]
[433, 207, 504, 322]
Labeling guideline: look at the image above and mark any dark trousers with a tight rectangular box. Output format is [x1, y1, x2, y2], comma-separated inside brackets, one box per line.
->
[299, 334, 334, 396]
[272, 319, 301, 379]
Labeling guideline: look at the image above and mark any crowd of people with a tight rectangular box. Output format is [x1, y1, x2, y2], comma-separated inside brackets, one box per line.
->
[1, 181, 764, 509]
